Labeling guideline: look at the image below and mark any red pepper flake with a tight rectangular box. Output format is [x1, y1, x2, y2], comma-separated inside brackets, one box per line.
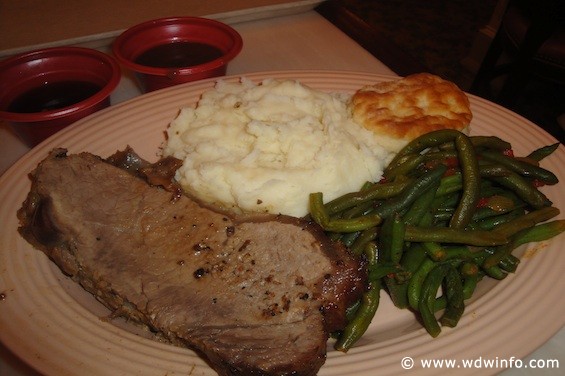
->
[444, 157, 460, 168]
[503, 149, 514, 157]
[532, 179, 546, 188]
[425, 157, 459, 172]
[423, 160, 439, 170]
[444, 167, 458, 177]
[476, 197, 489, 208]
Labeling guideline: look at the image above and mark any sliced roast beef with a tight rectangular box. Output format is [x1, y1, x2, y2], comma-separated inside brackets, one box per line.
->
[17, 149, 366, 376]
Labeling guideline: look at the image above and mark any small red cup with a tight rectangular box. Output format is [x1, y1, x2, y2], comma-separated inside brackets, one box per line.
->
[0, 47, 121, 147]
[112, 17, 243, 92]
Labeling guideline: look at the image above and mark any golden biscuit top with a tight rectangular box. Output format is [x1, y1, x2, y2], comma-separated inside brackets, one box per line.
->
[350, 73, 472, 141]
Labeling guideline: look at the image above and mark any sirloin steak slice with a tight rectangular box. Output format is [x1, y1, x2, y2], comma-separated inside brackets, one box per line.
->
[17, 149, 366, 376]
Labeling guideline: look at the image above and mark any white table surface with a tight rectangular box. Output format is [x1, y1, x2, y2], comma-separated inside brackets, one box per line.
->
[1, 8, 562, 376]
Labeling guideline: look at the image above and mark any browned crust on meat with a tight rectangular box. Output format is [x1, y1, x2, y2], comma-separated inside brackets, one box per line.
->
[350, 73, 472, 141]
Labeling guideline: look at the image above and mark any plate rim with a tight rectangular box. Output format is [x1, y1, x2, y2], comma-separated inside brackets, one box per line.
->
[0, 70, 563, 376]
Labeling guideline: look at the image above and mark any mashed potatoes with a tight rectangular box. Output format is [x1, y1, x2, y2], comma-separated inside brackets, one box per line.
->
[163, 78, 391, 217]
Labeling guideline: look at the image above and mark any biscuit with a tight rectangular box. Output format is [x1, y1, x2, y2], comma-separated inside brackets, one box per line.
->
[350, 73, 472, 152]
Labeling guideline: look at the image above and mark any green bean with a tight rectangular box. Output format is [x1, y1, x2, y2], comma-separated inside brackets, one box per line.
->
[439, 264, 465, 328]
[462, 273, 479, 298]
[438, 135, 511, 151]
[460, 261, 479, 277]
[379, 214, 406, 263]
[386, 153, 420, 172]
[510, 219, 565, 246]
[419, 265, 446, 337]
[309, 192, 330, 226]
[339, 231, 361, 248]
[488, 187, 523, 203]
[384, 153, 424, 180]
[482, 264, 507, 280]
[391, 240, 429, 291]
[403, 179, 440, 226]
[471, 252, 489, 266]
[335, 242, 381, 351]
[392, 129, 480, 228]
[405, 226, 508, 246]
[323, 180, 410, 215]
[434, 220, 451, 228]
[391, 129, 467, 165]
[378, 217, 393, 262]
[391, 130, 488, 233]
[345, 299, 362, 322]
[485, 170, 552, 209]
[360, 181, 375, 191]
[478, 179, 509, 196]
[408, 257, 436, 310]
[450, 133, 480, 228]
[384, 277, 409, 309]
[436, 173, 463, 196]
[369, 263, 404, 280]
[473, 199, 515, 220]
[419, 263, 457, 337]
[418, 208, 435, 226]
[334, 279, 381, 352]
[400, 243, 428, 275]
[498, 254, 520, 273]
[309, 192, 382, 232]
[443, 245, 485, 261]
[339, 200, 376, 220]
[484, 219, 565, 269]
[364, 241, 378, 265]
[492, 206, 560, 238]
[479, 163, 513, 178]
[472, 208, 525, 231]
[349, 226, 378, 256]
[470, 135, 512, 150]
[385, 252, 420, 304]
[433, 296, 448, 312]
[480, 150, 558, 185]
[328, 232, 343, 242]
[433, 263, 479, 312]
[432, 208, 453, 222]
[422, 150, 458, 162]
[527, 142, 560, 162]
[408, 132, 481, 228]
[374, 164, 447, 219]
[422, 242, 446, 261]
[390, 223, 406, 264]
[432, 191, 461, 210]
[471, 207, 503, 221]
[326, 217, 383, 233]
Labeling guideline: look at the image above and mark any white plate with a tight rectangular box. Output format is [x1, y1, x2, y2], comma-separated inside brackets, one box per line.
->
[0, 71, 563, 376]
